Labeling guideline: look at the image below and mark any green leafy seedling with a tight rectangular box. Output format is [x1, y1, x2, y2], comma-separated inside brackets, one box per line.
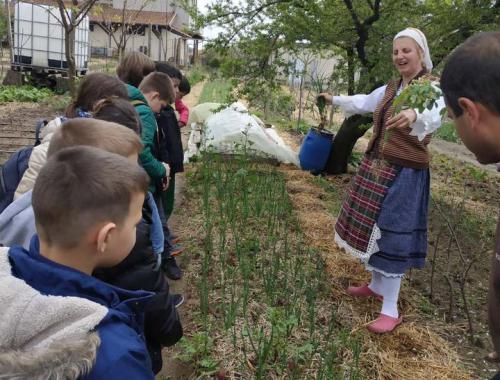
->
[384, 78, 442, 143]
[316, 96, 327, 129]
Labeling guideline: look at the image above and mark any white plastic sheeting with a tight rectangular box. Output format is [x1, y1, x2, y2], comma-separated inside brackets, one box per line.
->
[184, 102, 299, 167]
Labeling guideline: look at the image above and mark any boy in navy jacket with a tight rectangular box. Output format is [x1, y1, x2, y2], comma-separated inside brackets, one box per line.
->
[1, 138, 154, 378]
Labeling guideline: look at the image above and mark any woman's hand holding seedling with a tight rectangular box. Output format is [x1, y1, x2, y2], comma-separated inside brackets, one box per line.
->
[388, 78, 441, 132]
[316, 96, 328, 129]
[317, 93, 332, 104]
[386, 109, 417, 130]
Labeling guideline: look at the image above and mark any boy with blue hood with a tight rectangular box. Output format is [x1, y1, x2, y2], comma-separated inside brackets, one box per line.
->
[0, 142, 154, 379]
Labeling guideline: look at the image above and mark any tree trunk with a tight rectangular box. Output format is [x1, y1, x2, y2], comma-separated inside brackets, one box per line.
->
[323, 114, 372, 175]
[4, 0, 13, 54]
[118, 44, 125, 62]
[347, 47, 355, 95]
[65, 28, 77, 97]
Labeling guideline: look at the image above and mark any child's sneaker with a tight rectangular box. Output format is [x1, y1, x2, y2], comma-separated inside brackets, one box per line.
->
[169, 244, 185, 257]
[367, 314, 403, 333]
[170, 236, 182, 245]
[162, 257, 182, 280]
[171, 294, 184, 308]
[346, 284, 383, 301]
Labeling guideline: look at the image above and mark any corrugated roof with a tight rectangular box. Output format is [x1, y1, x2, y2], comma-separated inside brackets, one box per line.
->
[16, 1, 202, 38]
[19, 1, 173, 27]
[89, 6, 174, 27]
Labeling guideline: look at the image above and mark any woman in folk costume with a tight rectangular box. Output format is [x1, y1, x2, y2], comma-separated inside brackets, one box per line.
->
[320, 28, 445, 333]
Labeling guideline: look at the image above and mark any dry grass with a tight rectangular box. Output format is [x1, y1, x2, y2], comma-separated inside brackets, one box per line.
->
[163, 157, 472, 379]
[278, 164, 471, 380]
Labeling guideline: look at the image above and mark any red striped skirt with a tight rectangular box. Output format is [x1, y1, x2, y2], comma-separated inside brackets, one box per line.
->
[335, 155, 399, 255]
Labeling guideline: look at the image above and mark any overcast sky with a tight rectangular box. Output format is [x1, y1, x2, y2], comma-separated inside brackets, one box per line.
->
[197, 0, 223, 40]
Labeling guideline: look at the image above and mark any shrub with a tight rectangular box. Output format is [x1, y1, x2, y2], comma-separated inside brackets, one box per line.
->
[0, 85, 53, 103]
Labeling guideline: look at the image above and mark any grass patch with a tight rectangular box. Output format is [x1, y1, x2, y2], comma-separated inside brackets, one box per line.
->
[198, 78, 233, 103]
[186, 65, 206, 86]
[434, 121, 460, 143]
[0, 85, 53, 103]
[198, 78, 233, 104]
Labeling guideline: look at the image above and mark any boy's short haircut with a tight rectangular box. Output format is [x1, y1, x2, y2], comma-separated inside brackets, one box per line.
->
[117, 52, 156, 88]
[66, 73, 128, 118]
[441, 32, 500, 117]
[93, 97, 141, 134]
[33, 146, 149, 248]
[155, 62, 182, 81]
[139, 72, 175, 104]
[47, 118, 143, 158]
[179, 76, 191, 95]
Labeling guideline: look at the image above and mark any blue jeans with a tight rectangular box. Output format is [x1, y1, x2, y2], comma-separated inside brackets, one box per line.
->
[153, 191, 175, 259]
[145, 192, 163, 269]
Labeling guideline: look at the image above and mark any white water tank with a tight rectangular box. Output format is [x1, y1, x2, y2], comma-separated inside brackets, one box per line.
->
[12, 1, 90, 73]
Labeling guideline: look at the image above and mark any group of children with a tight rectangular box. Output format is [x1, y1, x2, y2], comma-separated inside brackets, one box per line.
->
[0, 52, 192, 378]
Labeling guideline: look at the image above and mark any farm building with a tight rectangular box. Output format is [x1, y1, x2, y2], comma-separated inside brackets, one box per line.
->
[18, 0, 203, 66]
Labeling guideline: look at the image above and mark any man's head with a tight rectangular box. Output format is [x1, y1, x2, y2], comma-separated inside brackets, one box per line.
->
[117, 51, 156, 88]
[155, 62, 182, 95]
[441, 32, 500, 164]
[47, 118, 143, 162]
[139, 72, 175, 113]
[33, 146, 149, 267]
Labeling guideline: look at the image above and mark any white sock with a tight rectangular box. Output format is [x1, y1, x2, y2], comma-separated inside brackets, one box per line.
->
[368, 271, 382, 295]
[378, 274, 402, 318]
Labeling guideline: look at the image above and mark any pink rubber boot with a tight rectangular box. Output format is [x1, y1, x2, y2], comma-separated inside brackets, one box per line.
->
[367, 314, 403, 333]
[346, 284, 383, 301]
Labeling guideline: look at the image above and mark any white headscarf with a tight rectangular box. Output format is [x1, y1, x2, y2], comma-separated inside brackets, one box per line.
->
[394, 27, 433, 71]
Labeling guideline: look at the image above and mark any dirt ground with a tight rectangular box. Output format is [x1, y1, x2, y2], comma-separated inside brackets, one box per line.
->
[0, 101, 57, 164]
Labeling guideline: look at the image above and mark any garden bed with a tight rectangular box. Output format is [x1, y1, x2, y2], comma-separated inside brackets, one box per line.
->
[159, 150, 472, 379]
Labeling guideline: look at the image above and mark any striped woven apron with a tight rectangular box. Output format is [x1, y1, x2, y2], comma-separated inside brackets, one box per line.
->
[335, 156, 399, 255]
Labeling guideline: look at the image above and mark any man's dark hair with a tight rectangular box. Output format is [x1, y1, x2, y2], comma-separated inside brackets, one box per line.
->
[441, 32, 500, 117]
[179, 76, 191, 95]
[155, 62, 182, 81]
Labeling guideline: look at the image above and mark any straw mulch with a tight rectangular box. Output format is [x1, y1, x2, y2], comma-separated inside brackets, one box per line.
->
[278, 164, 471, 380]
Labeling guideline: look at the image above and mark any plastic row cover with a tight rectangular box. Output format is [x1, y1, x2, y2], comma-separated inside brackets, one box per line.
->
[184, 102, 299, 167]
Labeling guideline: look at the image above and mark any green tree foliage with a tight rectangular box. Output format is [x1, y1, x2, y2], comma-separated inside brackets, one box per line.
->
[196, 0, 499, 172]
[0, 1, 8, 41]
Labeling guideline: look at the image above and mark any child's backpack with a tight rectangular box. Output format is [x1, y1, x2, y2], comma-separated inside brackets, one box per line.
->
[0, 120, 47, 213]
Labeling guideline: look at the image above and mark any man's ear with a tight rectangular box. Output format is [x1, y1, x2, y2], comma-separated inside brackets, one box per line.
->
[96, 222, 116, 254]
[458, 97, 480, 128]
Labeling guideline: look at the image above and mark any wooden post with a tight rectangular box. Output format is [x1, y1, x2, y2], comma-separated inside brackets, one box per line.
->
[4, 0, 13, 60]
[147, 23, 152, 57]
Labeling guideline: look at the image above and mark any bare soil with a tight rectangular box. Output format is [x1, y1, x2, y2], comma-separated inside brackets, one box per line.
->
[0, 101, 57, 163]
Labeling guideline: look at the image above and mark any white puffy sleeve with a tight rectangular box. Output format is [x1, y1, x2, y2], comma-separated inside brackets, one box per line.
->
[409, 88, 446, 141]
[331, 85, 387, 117]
